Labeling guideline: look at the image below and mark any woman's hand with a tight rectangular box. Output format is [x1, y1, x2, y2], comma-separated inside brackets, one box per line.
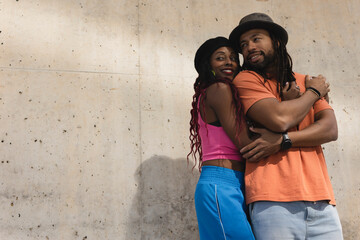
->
[282, 81, 301, 101]
[240, 127, 282, 162]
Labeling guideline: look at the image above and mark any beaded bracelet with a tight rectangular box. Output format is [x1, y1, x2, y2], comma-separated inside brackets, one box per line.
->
[306, 87, 321, 98]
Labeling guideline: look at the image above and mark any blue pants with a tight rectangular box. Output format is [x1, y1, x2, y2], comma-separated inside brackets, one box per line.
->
[249, 201, 343, 240]
[194, 166, 255, 240]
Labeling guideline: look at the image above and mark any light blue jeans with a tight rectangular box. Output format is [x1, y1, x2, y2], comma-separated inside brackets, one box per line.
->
[249, 201, 343, 240]
[195, 166, 255, 240]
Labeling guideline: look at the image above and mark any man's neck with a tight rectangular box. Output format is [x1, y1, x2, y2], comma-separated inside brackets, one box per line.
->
[244, 63, 279, 80]
[265, 67, 277, 79]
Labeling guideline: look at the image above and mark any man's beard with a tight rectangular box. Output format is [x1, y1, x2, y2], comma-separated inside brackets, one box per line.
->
[243, 51, 275, 72]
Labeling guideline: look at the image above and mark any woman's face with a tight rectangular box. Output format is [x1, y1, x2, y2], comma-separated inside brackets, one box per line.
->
[210, 46, 239, 81]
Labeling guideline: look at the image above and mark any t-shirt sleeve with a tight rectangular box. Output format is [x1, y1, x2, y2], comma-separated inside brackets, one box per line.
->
[295, 73, 332, 114]
[294, 72, 333, 114]
[233, 71, 277, 114]
[313, 98, 333, 113]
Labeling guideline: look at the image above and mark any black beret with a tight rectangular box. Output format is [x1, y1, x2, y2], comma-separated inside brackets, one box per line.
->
[194, 36, 233, 73]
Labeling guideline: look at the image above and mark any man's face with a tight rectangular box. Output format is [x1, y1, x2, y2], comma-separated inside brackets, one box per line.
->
[239, 29, 275, 71]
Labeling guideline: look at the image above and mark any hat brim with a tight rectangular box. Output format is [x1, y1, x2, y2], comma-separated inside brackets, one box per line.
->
[229, 20, 288, 52]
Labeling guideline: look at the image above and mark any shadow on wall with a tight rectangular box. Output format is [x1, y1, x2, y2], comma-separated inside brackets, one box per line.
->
[341, 219, 360, 240]
[127, 155, 200, 240]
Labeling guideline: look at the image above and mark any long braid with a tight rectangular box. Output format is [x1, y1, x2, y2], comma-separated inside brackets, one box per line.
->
[187, 83, 204, 170]
[271, 33, 296, 98]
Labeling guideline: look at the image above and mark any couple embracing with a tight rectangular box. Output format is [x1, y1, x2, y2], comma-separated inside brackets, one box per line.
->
[188, 13, 343, 240]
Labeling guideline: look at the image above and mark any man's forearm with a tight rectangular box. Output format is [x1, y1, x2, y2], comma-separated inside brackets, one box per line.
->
[288, 109, 338, 147]
[248, 90, 320, 132]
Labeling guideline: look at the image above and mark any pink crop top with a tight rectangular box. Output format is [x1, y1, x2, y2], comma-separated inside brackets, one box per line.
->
[198, 98, 243, 162]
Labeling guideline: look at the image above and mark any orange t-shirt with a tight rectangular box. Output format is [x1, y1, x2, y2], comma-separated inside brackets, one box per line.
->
[233, 70, 336, 205]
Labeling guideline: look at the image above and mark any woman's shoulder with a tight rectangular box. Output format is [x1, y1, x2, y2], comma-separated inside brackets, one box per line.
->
[205, 82, 233, 106]
[207, 82, 231, 95]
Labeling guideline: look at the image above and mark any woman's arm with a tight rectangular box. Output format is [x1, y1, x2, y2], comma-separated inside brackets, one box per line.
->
[205, 82, 246, 149]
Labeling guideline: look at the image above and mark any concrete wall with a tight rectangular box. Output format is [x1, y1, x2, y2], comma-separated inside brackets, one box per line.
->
[0, 0, 359, 239]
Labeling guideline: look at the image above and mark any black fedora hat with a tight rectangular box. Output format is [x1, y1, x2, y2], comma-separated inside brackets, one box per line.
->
[229, 12, 288, 52]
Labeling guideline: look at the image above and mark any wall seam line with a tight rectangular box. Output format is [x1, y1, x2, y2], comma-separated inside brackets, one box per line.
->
[137, 1, 144, 239]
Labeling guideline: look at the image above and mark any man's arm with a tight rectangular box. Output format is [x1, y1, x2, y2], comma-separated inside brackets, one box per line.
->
[240, 109, 337, 161]
[247, 92, 318, 132]
[289, 109, 338, 147]
[246, 75, 329, 132]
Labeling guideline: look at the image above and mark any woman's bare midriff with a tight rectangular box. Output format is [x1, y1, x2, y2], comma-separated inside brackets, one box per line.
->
[201, 159, 245, 172]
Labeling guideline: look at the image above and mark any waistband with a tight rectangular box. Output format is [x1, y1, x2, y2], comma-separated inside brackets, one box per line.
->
[198, 166, 244, 187]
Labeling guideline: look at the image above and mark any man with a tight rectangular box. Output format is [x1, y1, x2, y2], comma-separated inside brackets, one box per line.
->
[229, 13, 343, 239]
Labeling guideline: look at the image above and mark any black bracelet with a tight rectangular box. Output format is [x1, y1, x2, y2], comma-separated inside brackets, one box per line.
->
[306, 87, 321, 98]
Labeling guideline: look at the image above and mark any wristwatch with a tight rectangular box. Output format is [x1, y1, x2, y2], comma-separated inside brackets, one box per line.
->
[281, 132, 292, 150]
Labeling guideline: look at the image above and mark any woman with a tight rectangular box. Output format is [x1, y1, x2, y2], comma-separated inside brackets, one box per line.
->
[188, 37, 282, 239]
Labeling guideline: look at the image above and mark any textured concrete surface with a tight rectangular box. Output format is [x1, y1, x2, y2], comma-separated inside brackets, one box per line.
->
[0, 0, 359, 239]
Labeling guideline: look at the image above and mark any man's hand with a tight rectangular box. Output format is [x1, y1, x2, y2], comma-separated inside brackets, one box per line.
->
[240, 127, 282, 162]
[305, 75, 330, 98]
